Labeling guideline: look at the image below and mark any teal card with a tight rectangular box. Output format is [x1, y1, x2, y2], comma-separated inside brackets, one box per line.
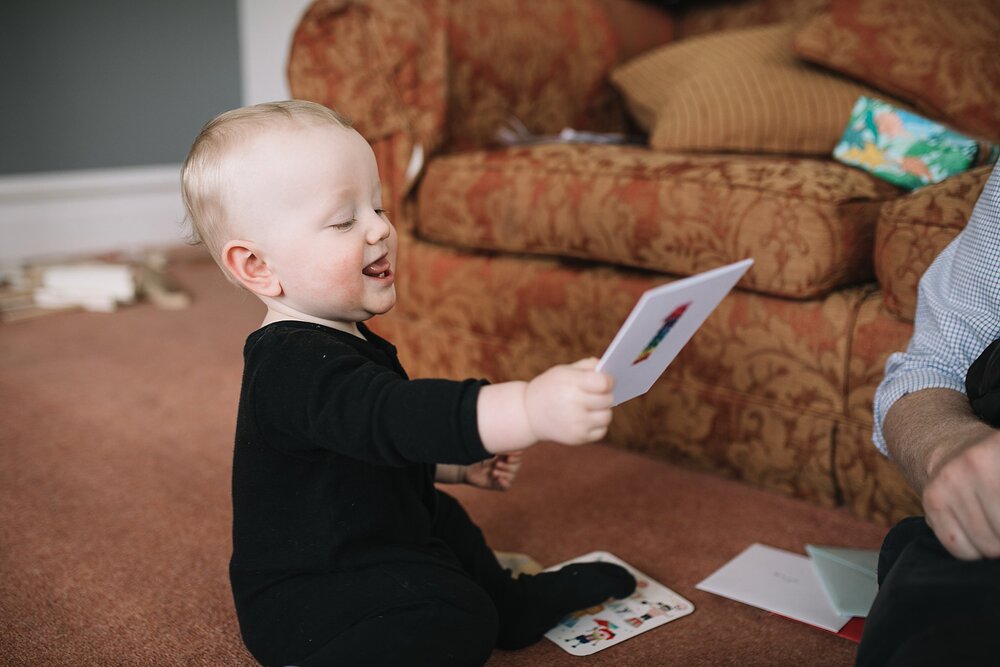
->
[806, 544, 879, 618]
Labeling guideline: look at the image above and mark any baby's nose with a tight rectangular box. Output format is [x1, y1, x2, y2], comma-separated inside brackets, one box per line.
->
[365, 212, 391, 243]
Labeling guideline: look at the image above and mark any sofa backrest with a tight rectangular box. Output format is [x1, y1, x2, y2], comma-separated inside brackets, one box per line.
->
[677, 0, 828, 39]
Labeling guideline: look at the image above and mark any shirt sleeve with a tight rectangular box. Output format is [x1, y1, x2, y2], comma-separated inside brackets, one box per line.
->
[872, 163, 1000, 454]
[249, 329, 491, 466]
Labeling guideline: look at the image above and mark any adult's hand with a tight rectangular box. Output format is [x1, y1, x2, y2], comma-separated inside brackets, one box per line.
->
[883, 388, 1000, 559]
[923, 430, 1000, 560]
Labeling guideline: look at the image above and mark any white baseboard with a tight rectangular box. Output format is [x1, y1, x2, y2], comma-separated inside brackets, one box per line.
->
[0, 165, 188, 267]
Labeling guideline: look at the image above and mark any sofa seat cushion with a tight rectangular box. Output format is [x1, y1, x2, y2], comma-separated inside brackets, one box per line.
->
[416, 143, 899, 299]
[874, 165, 993, 321]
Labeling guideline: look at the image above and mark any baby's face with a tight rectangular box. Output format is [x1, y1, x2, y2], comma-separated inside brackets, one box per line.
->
[228, 122, 397, 330]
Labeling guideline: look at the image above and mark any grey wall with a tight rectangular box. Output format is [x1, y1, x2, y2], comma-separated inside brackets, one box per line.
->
[1, 0, 242, 175]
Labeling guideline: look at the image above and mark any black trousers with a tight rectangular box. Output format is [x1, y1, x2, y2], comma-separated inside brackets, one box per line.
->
[856, 516, 1000, 666]
[289, 491, 508, 667]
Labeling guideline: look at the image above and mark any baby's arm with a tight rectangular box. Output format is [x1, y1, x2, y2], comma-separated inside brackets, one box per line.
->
[477, 358, 614, 454]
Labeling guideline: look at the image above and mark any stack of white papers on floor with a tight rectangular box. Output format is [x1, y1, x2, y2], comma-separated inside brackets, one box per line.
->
[34, 263, 136, 313]
[695, 543, 878, 635]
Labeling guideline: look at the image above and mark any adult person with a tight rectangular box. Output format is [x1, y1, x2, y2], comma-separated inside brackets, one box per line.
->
[860, 162, 1000, 665]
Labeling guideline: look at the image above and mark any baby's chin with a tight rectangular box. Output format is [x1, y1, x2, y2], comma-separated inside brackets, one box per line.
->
[360, 293, 397, 319]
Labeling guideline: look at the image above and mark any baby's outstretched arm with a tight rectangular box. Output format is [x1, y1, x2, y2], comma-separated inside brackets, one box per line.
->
[477, 358, 614, 454]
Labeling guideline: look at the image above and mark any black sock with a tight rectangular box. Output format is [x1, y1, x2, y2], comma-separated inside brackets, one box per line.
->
[495, 562, 636, 650]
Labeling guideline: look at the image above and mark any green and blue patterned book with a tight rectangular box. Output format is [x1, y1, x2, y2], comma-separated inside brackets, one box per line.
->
[834, 96, 998, 190]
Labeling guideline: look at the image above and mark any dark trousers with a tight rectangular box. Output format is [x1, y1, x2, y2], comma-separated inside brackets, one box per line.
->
[856, 516, 1000, 666]
[291, 491, 508, 667]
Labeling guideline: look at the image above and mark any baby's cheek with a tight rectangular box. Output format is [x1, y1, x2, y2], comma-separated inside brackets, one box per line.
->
[297, 256, 357, 301]
[319, 272, 359, 300]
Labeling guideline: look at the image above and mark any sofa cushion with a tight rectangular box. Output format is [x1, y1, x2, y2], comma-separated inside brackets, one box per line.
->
[793, 0, 1000, 143]
[610, 23, 896, 155]
[416, 143, 898, 299]
[874, 166, 993, 321]
[290, 0, 447, 150]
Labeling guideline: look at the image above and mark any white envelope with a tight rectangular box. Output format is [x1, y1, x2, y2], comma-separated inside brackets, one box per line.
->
[696, 543, 849, 633]
[597, 259, 753, 405]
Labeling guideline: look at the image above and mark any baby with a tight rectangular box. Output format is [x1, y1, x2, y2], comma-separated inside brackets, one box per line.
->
[182, 100, 635, 667]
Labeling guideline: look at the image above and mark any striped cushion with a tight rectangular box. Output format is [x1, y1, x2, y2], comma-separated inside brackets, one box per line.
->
[611, 23, 897, 155]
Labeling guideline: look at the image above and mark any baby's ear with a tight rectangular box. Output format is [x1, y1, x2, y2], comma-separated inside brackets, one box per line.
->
[221, 240, 281, 297]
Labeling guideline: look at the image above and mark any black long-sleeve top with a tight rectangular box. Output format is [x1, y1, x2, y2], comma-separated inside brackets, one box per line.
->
[229, 321, 490, 577]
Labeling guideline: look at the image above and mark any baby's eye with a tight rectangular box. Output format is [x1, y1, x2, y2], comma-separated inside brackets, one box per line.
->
[375, 208, 388, 217]
[331, 220, 355, 231]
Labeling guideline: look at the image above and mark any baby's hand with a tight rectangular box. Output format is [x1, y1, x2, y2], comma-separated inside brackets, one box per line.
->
[524, 358, 614, 445]
[464, 451, 524, 491]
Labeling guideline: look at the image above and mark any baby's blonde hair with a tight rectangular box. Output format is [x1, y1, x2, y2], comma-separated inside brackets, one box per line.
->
[181, 100, 352, 267]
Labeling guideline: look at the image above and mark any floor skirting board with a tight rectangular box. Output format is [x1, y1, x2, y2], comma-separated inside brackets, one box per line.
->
[0, 165, 187, 267]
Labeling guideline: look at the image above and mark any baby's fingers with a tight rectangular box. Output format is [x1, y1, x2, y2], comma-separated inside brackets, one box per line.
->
[589, 407, 613, 428]
[579, 370, 614, 395]
[493, 452, 522, 481]
[570, 357, 600, 371]
[579, 388, 615, 410]
[586, 423, 611, 441]
[498, 451, 524, 466]
[491, 469, 516, 490]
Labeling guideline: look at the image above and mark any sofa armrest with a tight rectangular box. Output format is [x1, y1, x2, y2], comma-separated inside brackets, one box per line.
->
[289, 0, 447, 230]
[289, 1, 445, 147]
[874, 165, 993, 321]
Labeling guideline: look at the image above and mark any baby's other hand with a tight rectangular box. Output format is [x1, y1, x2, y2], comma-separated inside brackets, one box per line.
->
[524, 358, 614, 445]
[464, 451, 524, 491]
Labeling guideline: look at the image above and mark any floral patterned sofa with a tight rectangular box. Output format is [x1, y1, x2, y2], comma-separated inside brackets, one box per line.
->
[287, 0, 1000, 525]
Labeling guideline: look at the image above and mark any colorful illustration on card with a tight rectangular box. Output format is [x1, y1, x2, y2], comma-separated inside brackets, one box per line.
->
[564, 618, 618, 649]
[558, 604, 605, 630]
[632, 302, 691, 365]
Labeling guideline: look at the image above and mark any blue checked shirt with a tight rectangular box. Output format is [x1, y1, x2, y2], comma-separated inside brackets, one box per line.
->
[873, 162, 1000, 453]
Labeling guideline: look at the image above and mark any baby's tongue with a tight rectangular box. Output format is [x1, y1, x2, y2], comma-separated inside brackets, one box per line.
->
[362, 257, 389, 277]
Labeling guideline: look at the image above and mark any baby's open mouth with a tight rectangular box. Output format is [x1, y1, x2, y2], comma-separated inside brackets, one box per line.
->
[362, 256, 391, 279]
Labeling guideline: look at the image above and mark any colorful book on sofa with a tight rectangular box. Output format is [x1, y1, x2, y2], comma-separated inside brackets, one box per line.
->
[833, 96, 998, 190]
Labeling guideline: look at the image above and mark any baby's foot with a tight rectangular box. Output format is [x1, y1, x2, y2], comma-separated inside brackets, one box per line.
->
[496, 562, 636, 649]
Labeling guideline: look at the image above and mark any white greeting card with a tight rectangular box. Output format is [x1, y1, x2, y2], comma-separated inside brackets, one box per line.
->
[597, 259, 753, 405]
[696, 543, 850, 633]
